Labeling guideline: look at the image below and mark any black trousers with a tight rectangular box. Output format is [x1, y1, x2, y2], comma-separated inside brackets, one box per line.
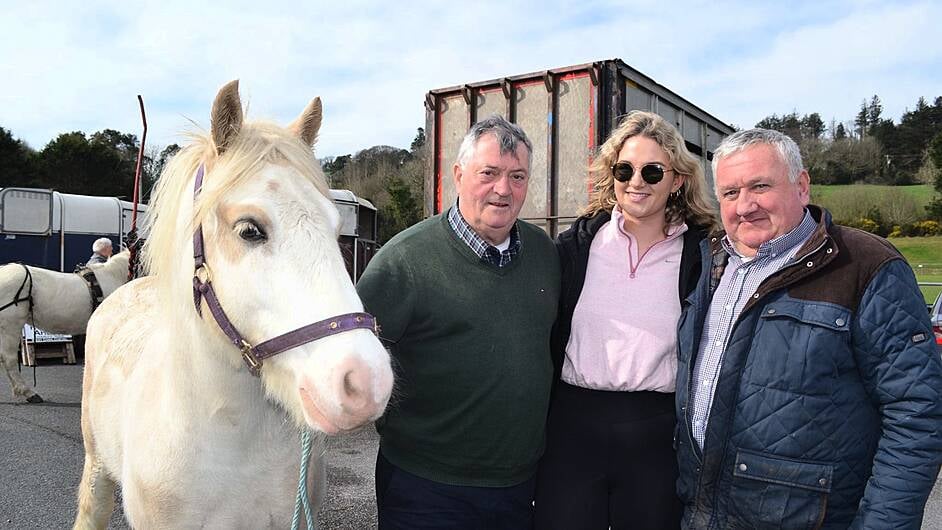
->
[375, 451, 535, 530]
[534, 382, 682, 530]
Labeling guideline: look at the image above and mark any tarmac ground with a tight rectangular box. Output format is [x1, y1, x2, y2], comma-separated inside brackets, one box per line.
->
[1, 361, 941, 529]
[0, 362, 377, 529]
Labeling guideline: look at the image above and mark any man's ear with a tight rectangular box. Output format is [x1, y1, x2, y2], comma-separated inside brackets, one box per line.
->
[797, 170, 811, 205]
[453, 162, 463, 191]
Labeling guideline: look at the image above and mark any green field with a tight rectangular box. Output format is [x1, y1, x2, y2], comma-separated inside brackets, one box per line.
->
[809, 184, 941, 303]
[889, 236, 942, 304]
[811, 184, 934, 226]
[812, 183, 934, 204]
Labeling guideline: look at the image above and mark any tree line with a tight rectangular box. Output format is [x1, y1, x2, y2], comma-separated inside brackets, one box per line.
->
[321, 128, 427, 244]
[755, 95, 942, 187]
[754, 95, 942, 229]
[1, 94, 940, 242]
[0, 126, 179, 203]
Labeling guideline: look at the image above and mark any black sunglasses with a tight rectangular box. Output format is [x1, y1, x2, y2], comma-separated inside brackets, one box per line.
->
[610, 162, 675, 185]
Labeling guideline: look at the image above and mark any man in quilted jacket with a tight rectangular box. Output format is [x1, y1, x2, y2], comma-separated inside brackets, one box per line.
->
[674, 128, 942, 529]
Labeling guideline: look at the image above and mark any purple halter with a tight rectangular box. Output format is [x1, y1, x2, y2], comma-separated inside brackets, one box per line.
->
[190, 165, 379, 376]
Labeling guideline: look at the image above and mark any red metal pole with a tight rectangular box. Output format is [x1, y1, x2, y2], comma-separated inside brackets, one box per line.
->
[131, 95, 147, 231]
[127, 96, 148, 281]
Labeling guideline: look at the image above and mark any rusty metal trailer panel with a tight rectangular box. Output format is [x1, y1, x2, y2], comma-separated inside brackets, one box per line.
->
[424, 58, 735, 236]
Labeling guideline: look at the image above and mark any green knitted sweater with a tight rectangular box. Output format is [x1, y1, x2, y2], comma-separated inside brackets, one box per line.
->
[357, 212, 560, 487]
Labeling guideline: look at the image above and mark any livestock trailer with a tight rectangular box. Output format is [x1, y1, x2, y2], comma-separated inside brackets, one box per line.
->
[330, 189, 379, 283]
[0, 187, 148, 271]
[424, 58, 736, 236]
[0, 186, 378, 282]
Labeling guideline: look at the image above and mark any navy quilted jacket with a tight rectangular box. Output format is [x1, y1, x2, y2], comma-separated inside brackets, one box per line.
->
[675, 206, 942, 529]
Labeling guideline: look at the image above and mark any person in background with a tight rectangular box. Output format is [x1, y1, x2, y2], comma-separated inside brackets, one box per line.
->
[86, 237, 113, 265]
[357, 115, 560, 529]
[534, 111, 717, 529]
[675, 128, 942, 528]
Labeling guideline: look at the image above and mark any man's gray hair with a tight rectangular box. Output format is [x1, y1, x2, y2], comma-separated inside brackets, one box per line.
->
[456, 115, 532, 170]
[712, 128, 804, 184]
[92, 237, 113, 253]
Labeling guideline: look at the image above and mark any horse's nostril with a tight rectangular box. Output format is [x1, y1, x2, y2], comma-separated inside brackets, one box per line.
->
[338, 361, 373, 414]
[343, 371, 362, 398]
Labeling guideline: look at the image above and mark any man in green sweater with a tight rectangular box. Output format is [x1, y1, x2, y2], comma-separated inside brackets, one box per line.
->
[357, 115, 560, 529]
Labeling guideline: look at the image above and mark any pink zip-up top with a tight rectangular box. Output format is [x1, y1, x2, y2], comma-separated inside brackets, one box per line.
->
[561, 206, 687, 392]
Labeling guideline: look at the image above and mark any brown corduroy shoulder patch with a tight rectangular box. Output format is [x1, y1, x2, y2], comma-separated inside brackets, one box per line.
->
[788, 225, 902, 313]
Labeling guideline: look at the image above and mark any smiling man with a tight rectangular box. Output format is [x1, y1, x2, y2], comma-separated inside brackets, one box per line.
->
[674, 128, 942, 528]
[357, 116, 560, 529]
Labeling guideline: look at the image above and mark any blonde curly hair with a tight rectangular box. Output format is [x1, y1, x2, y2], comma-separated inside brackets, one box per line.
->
[584, 111, 717, 232]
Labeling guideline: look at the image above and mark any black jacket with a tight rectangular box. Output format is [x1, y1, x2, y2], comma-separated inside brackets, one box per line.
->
[550, 211, 710, 383]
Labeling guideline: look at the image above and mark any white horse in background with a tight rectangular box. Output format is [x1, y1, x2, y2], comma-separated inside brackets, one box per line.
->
[0, 251, 130, 403]
[73, 81, 393, 530]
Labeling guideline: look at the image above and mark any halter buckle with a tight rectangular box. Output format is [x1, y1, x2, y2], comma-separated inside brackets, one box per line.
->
[194, 262, 213, 284]
[240, 339, 262, 374]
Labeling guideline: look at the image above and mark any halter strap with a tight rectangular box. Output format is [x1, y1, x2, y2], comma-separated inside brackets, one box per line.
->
[190, 164, 378, 376]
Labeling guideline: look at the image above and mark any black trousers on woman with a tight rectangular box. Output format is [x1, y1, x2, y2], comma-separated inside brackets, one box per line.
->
[534, 382, 682, 530]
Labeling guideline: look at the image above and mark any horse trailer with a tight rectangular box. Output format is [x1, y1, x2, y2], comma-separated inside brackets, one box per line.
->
[0, 187, 147, 272]
[330, 189, 379, 283]
[424, 58, 736, 237]
[0, 186, 376, 282]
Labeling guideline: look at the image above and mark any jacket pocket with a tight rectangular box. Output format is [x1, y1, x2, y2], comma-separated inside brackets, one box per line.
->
[728, 449, 833, 530]
[757, 299, 850, 332]
[751, 300, 852, 393]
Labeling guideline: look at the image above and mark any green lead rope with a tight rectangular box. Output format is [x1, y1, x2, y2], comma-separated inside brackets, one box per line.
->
[291, 429, 315, 530]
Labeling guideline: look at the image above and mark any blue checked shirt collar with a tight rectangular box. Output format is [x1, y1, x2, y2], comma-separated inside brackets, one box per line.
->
[448, 202, 521, 268]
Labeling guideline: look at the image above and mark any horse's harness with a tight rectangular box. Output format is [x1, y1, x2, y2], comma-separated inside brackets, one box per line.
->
[190, 165, 380, 376]
[74, 266, 105, 311]
[0, 265, 33, 313]
[0, 262, 104, 321]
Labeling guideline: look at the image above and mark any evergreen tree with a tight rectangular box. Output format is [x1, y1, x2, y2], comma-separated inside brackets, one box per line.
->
[926, 131, 942, 220]
[0, 126, 39, 188]
[867, 95, 883, 127]
[835, 123, 847, 140]
[855, 100, 869, 138]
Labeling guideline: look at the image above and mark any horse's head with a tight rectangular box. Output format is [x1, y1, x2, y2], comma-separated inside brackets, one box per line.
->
[145, 81, 392, 434]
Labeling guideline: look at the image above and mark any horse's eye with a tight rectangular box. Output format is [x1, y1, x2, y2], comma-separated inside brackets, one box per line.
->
[237, 221, 267, 243]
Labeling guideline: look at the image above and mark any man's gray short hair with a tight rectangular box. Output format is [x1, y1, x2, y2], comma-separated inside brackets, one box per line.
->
[455, 115, 532, 170]
[92, 237, 113, 253]
[712, 128, 804, 184]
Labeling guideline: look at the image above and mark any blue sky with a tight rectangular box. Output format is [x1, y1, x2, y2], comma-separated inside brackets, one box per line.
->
[1, 0, 939, 159]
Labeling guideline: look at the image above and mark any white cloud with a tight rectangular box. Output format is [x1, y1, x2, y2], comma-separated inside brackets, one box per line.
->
[0, 0, 938, 160]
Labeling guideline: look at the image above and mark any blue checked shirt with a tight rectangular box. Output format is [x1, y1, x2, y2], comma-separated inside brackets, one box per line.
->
[690, 210, 817, 448]
[448, 203, 521, 268]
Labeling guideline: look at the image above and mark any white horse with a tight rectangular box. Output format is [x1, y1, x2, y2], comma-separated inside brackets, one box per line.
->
[0, 251, 129, 403]
[73, 81, 394, 529]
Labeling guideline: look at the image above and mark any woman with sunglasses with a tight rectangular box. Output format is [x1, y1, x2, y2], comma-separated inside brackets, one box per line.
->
[534, 111, 717, 529]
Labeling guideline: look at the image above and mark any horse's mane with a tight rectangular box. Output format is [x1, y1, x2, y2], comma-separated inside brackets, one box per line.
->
[143, 121, 330, 286]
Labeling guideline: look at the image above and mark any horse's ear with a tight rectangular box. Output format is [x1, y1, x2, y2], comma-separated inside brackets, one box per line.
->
[211, 80, 243, 156]
[290, 97, 322, 148]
